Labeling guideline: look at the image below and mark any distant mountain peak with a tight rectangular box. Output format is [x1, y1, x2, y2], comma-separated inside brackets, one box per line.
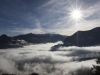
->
[0, 33, 66, 49]
[63, 27, 100, 47]
[1, 34, 8, 37]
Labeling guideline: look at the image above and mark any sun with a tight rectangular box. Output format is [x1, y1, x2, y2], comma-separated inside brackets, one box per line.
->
[71, 9, 82, 19]
[71, 9, 82, 20]
[71, 9, 82, 21]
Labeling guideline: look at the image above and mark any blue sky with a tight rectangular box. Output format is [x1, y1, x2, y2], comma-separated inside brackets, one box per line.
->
[0, 0, 100, 36]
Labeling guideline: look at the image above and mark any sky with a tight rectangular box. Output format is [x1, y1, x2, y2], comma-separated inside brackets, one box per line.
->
[0, 0, 100, 36]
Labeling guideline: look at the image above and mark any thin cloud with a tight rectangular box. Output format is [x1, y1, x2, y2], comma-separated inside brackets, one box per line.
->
[2, 0, 100, 36]
[11, 28, 45, 34]
[37, 0, 100, 35]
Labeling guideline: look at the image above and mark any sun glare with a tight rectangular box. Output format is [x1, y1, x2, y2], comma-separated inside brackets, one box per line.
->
[71, 9, 82, 20]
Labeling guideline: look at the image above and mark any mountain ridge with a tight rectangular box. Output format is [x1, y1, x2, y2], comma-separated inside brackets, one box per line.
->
[50, 27, 100, 51]
[63, 27, 100, 47]
[13, 33, 66, 44]
[0, 33, 66, 49]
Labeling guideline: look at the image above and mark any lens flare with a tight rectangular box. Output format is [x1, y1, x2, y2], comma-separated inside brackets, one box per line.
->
[68, 4, 84, 22]
[71, 9, 82, 20]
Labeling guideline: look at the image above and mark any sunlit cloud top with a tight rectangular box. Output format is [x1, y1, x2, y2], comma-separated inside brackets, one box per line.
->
[0, 0, 100, 36]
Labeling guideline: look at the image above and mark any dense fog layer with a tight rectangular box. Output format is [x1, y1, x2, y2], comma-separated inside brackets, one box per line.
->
[0, 41, 99, 75]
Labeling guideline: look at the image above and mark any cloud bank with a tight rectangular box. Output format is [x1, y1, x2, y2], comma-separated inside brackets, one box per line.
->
[0, 42, 99, 75]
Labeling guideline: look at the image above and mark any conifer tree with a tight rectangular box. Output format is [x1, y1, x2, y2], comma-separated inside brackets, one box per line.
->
[92, 53, 100, 75]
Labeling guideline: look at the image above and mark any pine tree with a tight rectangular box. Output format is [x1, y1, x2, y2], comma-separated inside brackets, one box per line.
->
[92, 52, 100, 75]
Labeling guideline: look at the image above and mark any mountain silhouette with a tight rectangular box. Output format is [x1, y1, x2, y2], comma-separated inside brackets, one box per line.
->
[50, 27, 100, 51]
[0, 33, 66, 49]
[0, 34, 27, 49]
[63, 27, 100, 47]
[14, 33, 66, 44]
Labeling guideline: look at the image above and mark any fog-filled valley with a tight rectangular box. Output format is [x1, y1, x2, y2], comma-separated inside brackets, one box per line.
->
[1, 0, 100, 75]
[0, 41, 99, 75]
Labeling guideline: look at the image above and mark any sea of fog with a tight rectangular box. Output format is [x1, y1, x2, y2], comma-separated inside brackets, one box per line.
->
[0, 41, 100, 75]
